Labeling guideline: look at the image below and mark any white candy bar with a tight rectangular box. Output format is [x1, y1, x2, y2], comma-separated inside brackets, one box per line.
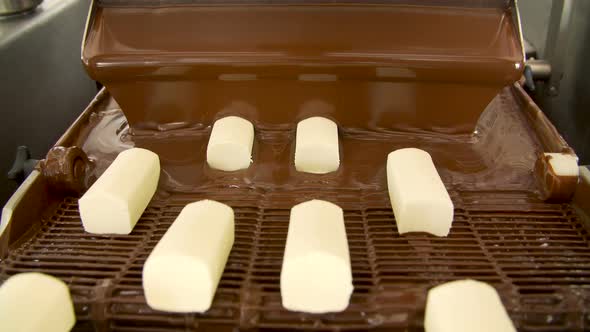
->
[206, 116, 254, 171]
[294, 117, 340, 174]
[143, 200, 234, 313]
[79, 148, 160, 234]
[545, 153, 579, 177]
[280, 200, 353, 313]
[425, 279, 516, 332]
[387, 148, 453, 236]
[0, 272, 75, 332]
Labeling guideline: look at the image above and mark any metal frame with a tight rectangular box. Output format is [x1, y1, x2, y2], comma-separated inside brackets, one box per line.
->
[544, 0, 574, 95]
[0, 171, 40, 238]
[512, 0, 526, 62]
[80, 0, 95, 59]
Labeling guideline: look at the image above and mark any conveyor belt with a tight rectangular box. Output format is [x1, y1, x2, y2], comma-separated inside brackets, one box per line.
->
[1, 190, 589, 331]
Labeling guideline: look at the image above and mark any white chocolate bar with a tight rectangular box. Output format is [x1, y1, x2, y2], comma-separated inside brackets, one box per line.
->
[143, 200, 234, 313]
[0, 272, 75, 332]
[425, 279, 516, 332]
[206, 116, 254, 171]
[387, 148, 453, 236]
[294, 117, 340, 174]
[280, 199, 353, 313]
[545, 152, 579, 177]
[79, 148, 160, 234]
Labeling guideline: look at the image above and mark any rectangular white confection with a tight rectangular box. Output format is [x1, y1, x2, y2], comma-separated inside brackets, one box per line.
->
[143, 200, 234, 313]
[387, 148, 453, 236]
[294, 117, 340, 174]
[0, 272, 75, 332]
[280, 199, 353, 313]
[79, 148, 160, 234]
[206, 116, 254, 171]
[425, 279, 516, 332]
[545, 152, 579, 177]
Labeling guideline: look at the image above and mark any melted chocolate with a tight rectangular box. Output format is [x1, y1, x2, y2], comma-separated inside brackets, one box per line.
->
[40, 146, 92, 195]
[82, 3, 523, 134]
[72, 86, 544, 197]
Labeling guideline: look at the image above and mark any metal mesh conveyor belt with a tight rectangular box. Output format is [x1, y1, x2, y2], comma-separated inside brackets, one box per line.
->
[1, 188, 589, 331]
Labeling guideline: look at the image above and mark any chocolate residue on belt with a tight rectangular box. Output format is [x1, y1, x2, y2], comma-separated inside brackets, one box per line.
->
[82, 3, 523, 135]
[73, 86, 544, 197]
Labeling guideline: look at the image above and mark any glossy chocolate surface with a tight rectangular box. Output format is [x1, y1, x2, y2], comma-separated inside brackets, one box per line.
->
[83, 3, 523, 134]
[73, 87, 544, 197]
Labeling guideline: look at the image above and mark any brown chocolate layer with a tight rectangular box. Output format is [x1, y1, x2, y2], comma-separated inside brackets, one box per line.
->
[73, 86, 543, 196]
[83, 4, 523, 134]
